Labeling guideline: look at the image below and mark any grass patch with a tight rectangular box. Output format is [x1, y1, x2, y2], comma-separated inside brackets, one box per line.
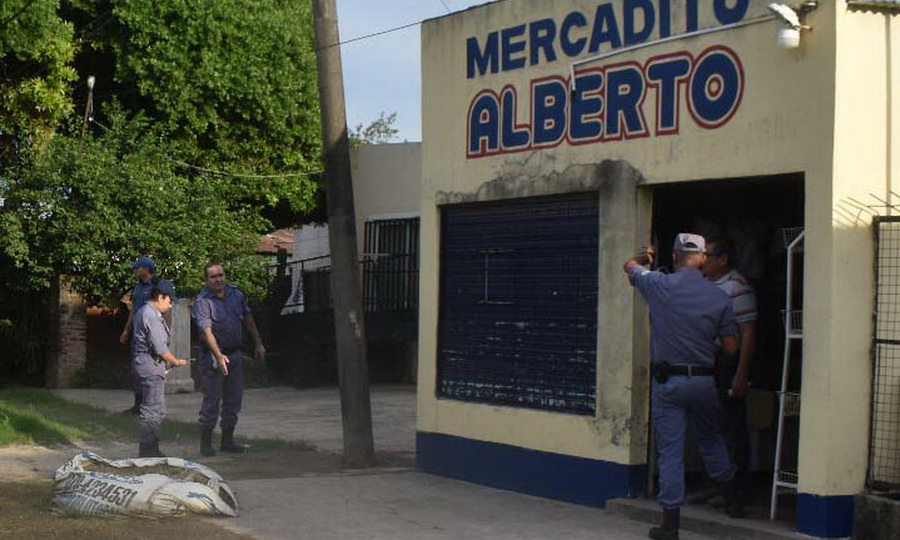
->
[0, 388, 199, 446]
[0, 391, 91, 445]
[0, 388, 314, 451]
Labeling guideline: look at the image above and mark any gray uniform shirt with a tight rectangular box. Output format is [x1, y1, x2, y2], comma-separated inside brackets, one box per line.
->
[132, 303, 171, 361]
[628, 266, 737, 366]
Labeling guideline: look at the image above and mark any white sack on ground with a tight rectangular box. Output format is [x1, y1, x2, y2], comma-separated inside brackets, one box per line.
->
[52, 451, 239, 518]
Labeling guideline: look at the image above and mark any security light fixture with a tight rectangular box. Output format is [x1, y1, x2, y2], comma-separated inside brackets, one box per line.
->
[768, 1, 819, 49]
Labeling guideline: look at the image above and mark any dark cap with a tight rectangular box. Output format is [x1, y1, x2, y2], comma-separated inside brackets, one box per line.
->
[153, 280, 177, 300]
[673, 233, 706, 254]
[131, 256, 157, 273]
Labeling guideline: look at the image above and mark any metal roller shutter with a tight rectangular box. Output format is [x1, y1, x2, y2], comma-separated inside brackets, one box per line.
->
[437, 193, 599, 414]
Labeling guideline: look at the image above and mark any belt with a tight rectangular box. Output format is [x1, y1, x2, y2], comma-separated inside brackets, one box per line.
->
[667, 364, 715, 376]
[653, 362, 715, 383]
[220, 347, 241, 356]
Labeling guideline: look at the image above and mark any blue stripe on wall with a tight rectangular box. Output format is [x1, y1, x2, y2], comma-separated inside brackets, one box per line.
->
[416, 431, 645, 507]
[797, 493, 855, 538]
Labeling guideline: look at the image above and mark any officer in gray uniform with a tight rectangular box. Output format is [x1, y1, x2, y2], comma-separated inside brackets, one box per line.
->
[119, 256, 157, 415]
[624, 233, 743, 540]
[132, 280, 188, 457]
[192, 263, 265, 457]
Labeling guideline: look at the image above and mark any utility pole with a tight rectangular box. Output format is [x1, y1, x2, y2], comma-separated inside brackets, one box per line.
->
[311, 0, 375, 465]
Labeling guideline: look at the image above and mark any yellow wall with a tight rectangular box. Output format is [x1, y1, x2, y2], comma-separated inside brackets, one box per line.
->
[419, 0, 897, 491]
[795, 1, 900, 496]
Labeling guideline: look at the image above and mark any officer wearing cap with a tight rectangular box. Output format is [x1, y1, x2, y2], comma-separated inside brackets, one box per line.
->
[119, 256, 158, 415]
[132, 280, 188, 457]
[624, 233, 743, 540]
[192, 263, 266, 457]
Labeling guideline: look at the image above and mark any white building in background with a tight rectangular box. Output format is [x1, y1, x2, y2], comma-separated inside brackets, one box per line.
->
[285, 142, 422, 314]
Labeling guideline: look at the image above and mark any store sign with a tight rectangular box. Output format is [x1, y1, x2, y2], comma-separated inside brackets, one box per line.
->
[465, 0, 748, 158]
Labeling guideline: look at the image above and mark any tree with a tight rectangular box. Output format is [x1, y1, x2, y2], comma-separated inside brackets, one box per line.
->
[349, 111, 399, 146]
[0, 0, 76, 153]
[88, 0, 322, 177]
[0, 108, 298, 303]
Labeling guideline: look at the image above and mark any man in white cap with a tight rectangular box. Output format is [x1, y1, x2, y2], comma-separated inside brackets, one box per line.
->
[624, 233, 743, 540]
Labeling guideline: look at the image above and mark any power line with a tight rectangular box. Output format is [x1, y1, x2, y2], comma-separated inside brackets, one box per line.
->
[168, 159, 323, 179]
[316, 19, 421, 51]
[89, 118, 321, 180]
[437, 0, 453, 14]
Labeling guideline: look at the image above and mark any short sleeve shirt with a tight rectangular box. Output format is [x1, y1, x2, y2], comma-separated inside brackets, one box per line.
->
[713, 269, 757, 325]
[132, 304, 170, 359]
[131, 278, 154, 314]
[628, 266, 737, 366]
[191, 284, 251, 353]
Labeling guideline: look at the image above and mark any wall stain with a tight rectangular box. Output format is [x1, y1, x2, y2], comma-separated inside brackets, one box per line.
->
[436, 158, 644, 205]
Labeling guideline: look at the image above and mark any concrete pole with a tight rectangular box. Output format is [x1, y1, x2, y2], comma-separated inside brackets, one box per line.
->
[166, 298, 193, 393]
[311, 0, 375, 465]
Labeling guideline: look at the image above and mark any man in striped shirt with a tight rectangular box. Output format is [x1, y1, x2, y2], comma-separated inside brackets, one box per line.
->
[702, 236, 757, 484]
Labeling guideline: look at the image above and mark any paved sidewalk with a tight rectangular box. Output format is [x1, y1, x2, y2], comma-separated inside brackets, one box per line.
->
[51, 386, 741, 540]
[54, 385, 416, 457]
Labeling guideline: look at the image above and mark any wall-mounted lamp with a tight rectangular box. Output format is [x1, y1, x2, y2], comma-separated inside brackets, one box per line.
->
[768, 1, 819, 49]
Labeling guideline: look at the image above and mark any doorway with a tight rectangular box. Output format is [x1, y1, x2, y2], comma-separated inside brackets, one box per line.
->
[649, 173, 805, 520]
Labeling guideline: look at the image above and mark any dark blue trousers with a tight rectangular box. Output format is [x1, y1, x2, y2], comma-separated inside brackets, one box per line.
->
[198, 351, 244, 431]
[653, 375, 735, 508]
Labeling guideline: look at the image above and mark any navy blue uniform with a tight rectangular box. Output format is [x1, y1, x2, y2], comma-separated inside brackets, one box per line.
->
[132, 303, 170, 446]
[192, 284, 251, 431]
[628, 265, 738, 508]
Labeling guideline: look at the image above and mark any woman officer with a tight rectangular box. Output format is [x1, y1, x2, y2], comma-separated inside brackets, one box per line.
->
[132, 280, 188, 457]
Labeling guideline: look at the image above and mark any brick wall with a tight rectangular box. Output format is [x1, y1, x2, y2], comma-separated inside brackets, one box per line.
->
[45, 276, 87, 388]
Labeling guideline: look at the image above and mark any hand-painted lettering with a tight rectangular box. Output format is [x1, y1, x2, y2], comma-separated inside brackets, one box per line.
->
[465, 1, 751, 79]
[466, 46, 744, 158]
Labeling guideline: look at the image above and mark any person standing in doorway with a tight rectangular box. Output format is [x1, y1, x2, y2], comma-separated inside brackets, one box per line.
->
[131, 280, 188, 457]
[192, 263, 266, 457]
[624, 233, 744, 540]
[702, 236, 757, 486]
[119, 256, 157, 415]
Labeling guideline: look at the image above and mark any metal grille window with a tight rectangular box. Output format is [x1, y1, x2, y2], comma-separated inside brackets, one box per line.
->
[362, 217, 420, 312]
[870, 216, 900, 489]
[437, 193, 598, 414]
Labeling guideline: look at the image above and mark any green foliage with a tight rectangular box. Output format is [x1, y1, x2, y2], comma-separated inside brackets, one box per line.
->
[349, 111, 399, 147]
[0, 0, 77, 147]
[107, 0, 322, 181]
[0, 108, 301, 303]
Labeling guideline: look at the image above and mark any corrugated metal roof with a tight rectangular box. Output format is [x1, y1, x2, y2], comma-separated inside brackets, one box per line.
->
[847, 0, 900, 8]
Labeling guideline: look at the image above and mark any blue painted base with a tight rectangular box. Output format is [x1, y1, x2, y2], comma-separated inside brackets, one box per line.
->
[797, 493, 855, 538]
[416, 431, 645, 507]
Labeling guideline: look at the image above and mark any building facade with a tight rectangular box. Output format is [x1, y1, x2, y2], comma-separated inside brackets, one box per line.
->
[417, 1, 900, 538]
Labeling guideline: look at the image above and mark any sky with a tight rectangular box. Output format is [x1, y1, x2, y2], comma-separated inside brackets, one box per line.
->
[335, 0, 490, 142]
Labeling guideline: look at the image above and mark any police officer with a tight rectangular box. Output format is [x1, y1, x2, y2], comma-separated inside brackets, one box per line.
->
[119, 256, 158, 415]
[132, 280, 188, 457]
[624, 233, 743, 540]
[192, 263, 266, 457]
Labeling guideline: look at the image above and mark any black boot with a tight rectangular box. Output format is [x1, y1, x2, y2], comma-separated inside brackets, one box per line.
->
[220, 428, 244, 453]
[139, 441, 165, 458]
[200, 428, 216, 457]
[717, 480, 745, 518]
[648, 507, 679, 540]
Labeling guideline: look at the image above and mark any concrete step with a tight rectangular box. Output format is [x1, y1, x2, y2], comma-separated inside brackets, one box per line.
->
[606, 498, 805, 540]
